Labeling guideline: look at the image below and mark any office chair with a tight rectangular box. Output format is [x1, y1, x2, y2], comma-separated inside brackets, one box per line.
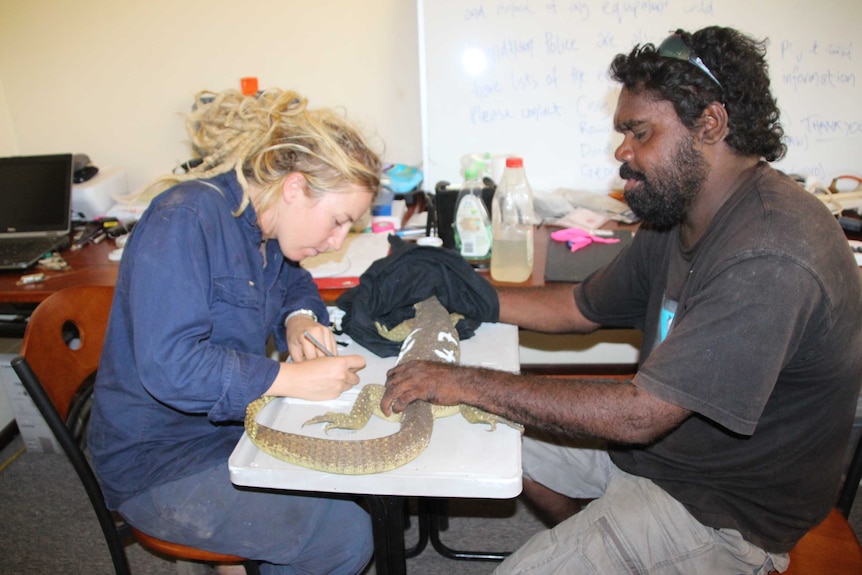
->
[781, 422, 862, 574]
[11, 285, 259, 575]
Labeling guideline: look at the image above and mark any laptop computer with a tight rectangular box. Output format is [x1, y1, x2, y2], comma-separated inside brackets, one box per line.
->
[0, 153, 73, 270]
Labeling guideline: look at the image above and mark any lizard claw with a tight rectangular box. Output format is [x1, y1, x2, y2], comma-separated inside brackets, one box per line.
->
[303, 412, 346, 428]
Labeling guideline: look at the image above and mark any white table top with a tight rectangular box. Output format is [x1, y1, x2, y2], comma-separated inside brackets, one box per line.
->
[229, 322, 523, 498]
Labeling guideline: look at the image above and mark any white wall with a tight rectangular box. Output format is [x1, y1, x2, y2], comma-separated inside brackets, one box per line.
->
[0, 75, 16, 157]
[0, 0, 422, 194]
[519, 329, 641, 368]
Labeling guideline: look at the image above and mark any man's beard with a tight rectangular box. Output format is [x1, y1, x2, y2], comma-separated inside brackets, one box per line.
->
[621, 137, 709, 229]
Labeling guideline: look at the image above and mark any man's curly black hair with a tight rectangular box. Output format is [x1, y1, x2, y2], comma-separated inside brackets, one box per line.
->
[609, 26, 786, 162]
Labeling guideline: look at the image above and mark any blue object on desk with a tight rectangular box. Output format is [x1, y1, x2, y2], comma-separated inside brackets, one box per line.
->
[382, 164, 423, 194]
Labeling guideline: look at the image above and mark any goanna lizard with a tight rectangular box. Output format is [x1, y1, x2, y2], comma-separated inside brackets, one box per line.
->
[244, 295, 522, 475]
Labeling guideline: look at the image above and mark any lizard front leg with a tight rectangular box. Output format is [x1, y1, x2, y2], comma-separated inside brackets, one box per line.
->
[303, 384, 401, 432]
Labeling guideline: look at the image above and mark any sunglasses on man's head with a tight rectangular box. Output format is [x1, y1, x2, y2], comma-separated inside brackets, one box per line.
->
[657, 33, 724, 92]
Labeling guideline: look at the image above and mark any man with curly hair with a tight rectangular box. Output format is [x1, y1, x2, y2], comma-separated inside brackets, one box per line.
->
[383, 26, 862, 573]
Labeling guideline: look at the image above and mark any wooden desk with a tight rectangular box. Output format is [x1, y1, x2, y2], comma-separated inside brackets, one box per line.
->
[0, 235, 119, 306]
[229, 322, 523, 574]
[314, 223, 583, 303]
[0, 231, 120, 335]
[0, 220, 618, 305]
[0, 232, 369, 306]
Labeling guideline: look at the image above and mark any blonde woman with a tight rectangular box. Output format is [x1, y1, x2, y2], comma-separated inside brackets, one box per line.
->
[88, 89, 381, 574]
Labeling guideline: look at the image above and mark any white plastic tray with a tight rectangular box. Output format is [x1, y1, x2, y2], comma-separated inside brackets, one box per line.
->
[229, 322, 523, 498]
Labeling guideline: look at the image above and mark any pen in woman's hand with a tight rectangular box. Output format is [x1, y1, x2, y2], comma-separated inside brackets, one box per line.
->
[303, 330, 334, 357]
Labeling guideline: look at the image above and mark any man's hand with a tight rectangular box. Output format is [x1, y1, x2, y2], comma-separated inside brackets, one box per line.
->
[382, 360, 471, 416]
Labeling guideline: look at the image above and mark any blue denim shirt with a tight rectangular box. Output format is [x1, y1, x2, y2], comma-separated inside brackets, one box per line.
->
[88, 172, 329, 508]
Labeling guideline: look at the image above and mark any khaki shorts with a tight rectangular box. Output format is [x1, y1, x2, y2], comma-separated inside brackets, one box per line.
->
[494, 433, 790, 575]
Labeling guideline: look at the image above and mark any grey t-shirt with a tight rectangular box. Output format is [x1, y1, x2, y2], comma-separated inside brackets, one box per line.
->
[575, 163, 862, 552]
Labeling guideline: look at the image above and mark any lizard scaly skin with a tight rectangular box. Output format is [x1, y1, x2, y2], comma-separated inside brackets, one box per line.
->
[244, 296, 522, 474]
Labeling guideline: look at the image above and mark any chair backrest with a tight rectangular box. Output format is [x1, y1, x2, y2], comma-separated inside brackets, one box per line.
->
[838, 416, 862, 517]
[10, 285, 129, 575]
[19, 285, 114, 420]
[785, 427, 862, 574]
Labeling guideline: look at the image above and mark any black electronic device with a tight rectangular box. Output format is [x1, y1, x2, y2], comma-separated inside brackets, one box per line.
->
[0, 154, 74, 270]
[73, 165, 99, 184]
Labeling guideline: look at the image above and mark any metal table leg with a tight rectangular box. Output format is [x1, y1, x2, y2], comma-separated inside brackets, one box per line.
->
[426, 498, 511, 562]
[364, 495, 408, 575]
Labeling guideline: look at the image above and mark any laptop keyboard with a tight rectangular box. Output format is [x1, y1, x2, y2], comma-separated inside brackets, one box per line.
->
[0, 237, 60, 266]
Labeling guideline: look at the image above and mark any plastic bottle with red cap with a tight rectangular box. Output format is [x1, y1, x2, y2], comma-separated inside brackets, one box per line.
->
[490, 157, 535, 282]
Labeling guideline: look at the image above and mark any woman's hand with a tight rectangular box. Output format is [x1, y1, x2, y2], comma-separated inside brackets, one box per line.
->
[285, 317, 337, 361]
[266, 355, 366, 401]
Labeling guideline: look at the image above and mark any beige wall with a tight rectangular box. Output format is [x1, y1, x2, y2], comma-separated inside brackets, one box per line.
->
[0, 0, 421, 193]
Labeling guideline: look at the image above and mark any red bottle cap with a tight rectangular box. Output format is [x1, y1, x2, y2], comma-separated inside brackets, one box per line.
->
[240, 77, 259, 96]
[506, 157, 523, 168]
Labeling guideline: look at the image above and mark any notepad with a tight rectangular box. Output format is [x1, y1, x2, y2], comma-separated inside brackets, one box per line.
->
[301, 232, 391, 283]
[544, 230, 633, 283]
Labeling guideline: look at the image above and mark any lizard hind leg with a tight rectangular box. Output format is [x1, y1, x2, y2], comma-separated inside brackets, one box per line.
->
[458, 404, 525, 433]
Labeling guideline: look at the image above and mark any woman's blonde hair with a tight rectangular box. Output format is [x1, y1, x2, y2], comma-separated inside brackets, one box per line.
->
[147, 88, 382, 216]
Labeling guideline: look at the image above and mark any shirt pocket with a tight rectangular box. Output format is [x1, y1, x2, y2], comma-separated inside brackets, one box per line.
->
[212, 276, 262, 309]
[211, 277, 265, 351]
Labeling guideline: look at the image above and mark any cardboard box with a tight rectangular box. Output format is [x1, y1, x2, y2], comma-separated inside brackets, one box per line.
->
[0, 354, 62, 454]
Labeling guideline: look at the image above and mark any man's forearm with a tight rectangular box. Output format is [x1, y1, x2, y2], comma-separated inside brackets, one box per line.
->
[497, 284, 600, 333]
[459, 368, 688, 445]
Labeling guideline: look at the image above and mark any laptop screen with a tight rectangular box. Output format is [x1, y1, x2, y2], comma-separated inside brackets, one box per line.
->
[0, 154, 73, 235]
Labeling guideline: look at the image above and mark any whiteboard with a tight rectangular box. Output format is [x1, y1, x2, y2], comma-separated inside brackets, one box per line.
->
[419, 1, 862, 193]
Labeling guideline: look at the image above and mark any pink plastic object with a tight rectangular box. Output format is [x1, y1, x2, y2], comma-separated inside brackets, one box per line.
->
[550, 228, 621, 253]
[372, 221, 395, 234]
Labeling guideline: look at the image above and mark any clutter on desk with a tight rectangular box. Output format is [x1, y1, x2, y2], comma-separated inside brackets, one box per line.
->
[37, 253, 69, 271]
[416, 236, 443, 247]
[71, 165, 128, 222]
[371, 162, 423, 232]
[72, 153, 98, 183]
[70, 217, 124, 250]
[545, 229, 634, 284]
[396, 210, 429, 239]
[460, 152, 513, 184]
[70, 225, 107, 251]
[551, 227, 621, 253]
[16, 272, 47, 286]
[848, 240, 862, 267]
[370, 198, 406, 232]
[371, 221, 395, 234]
[810, 174, 862, 216]
[552, 206, 610, 230]
[840, 209, 862, 234]
[300, 232, 391, 285]
[68, 218, 136, 265]
[534, 188, 639, 226]
[381, 163, 423, 194]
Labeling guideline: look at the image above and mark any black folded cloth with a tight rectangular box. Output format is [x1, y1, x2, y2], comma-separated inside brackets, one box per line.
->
[336, 235, 500, 357]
